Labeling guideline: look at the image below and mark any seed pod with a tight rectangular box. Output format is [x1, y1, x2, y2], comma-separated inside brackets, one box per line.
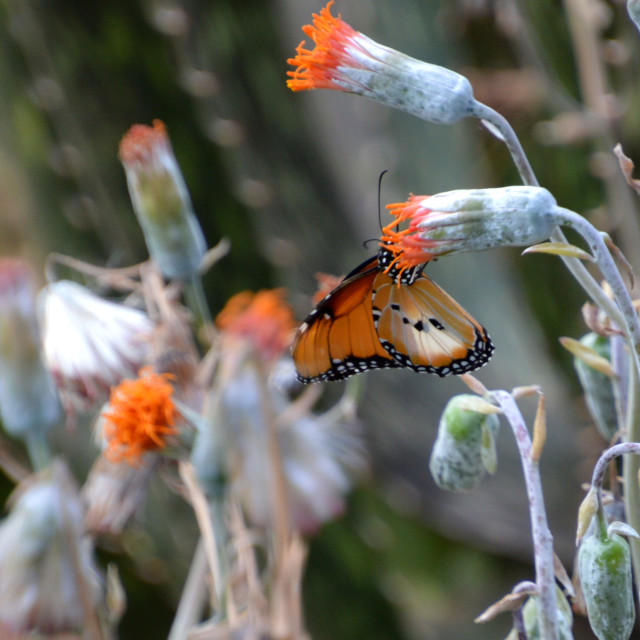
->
[573, 333, 618, 441]
[578, 531, 635, 640]
[429, 395, 500, 492]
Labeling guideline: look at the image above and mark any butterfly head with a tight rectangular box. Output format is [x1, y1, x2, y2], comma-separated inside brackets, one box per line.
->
[378, 245, 425, 285]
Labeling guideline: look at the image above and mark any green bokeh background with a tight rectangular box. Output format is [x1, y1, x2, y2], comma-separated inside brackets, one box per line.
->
[2, 0, 640, 638]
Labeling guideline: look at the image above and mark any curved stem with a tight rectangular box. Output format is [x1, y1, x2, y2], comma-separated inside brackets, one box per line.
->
[471, 102, 619, 330]
[554, 207, 640, 376]
[491, 390, 558, 640]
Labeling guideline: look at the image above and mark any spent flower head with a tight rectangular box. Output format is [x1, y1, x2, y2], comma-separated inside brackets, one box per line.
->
[0, 260, 60, 439]
[0, 462, 101, 634]
[101, 366, 179, 464]
[40, 280, 154, 415]
[216, 289, 297, 363]
[201, 361, 365, 534]
[287, 2, 476, 124]
[119, 120, 207, 280]
[381, 186, 559, 275]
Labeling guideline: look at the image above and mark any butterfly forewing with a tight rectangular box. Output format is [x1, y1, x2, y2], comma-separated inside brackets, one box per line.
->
[291, 260, 399, 383]
[372, 272, 493, 376]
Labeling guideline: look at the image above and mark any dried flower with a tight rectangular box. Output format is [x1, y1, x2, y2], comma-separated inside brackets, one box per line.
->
[0, 462, 101, 634]
[39, 280, 154, 415]
[216, 289, 297, 362]
[211, 365, 365, 534]
[287, 2, 476, 124]
[119, 120, 207, 279]
[102, 366, 179, 464]
[0, 259, 60, 439]
[381, 186, 559, 273]
[83, 456, 155, 535]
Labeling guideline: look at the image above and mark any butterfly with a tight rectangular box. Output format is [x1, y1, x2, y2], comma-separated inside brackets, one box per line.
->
[291, 246, 493, 383]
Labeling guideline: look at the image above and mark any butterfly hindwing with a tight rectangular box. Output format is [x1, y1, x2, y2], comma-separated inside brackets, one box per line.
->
[372, 272, 493, 376]
[291, 258, 400, 383]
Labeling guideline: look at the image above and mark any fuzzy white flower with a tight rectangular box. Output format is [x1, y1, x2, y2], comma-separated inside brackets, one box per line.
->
[40, 280, 154, 414]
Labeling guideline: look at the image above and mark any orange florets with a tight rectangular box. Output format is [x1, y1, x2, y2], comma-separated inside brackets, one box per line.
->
[118, 119, 168, 166]
[286, 2, 360, 91]
[216, 289, 296, 361]
[103, 366, 178, 464]
[380, 196, 442, 277]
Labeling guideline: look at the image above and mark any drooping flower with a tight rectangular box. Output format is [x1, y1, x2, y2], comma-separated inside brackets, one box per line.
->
[195, 361, 366, 534]
[0, 259, 61, 439]
[102, 366, 179, 464]
[119, 120, 207, 280]
[40, 280, 154, 415]
[0, 462, 101, 635]
[287, 2, 476, 124]
[381, 186, 559, 274]
[216, 289, 297, 363]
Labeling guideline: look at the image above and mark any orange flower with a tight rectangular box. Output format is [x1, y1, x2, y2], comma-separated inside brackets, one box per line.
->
[380, 196, 444, 275]
[102, 367, 178, 464]
[287, 3, 479, 126]
[287, 2, 361, 92]
[216, 289, 296, 361]
[381, 187, 561, 275]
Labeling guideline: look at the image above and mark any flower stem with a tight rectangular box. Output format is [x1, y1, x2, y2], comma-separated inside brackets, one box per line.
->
[470, 101, 620, 334]
[25, 431, 51, 471]
[555, 208, 640, 373]
[168, 538, 209, 640]
[491, 390, 558, 640]
[620, 366, 640, 592]
[184, 275, 215, 348]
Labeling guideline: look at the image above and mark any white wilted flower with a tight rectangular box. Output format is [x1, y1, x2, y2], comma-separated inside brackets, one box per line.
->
[39, 280, 154, 414]
[192, 289, 365, 533]
[217, 364, 365, 534]
[0, 462, 102, 635]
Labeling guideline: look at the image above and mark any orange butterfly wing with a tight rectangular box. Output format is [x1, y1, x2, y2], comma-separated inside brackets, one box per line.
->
[372, 271, 493, 376]
[292, 258, 400, 383]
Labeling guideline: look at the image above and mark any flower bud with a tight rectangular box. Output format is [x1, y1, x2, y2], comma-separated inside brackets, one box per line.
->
[578, 530, 635, 640]
[506, 587, 574, 640]
[628, 0, 640, 33]
[382, 187, 559, 270]
[0, 260, 60, 439]
[573, 333, 618, 442]
[287, 2, 475, 124]
[119, 120, 207, 279]
[429, 394, 500, 492]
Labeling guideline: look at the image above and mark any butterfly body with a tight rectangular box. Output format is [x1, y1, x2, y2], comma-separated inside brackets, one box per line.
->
[292, 248, 493, 383]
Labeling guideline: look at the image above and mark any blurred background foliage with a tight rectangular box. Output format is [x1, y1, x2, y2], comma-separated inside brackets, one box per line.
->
[1, 0, 640, 638]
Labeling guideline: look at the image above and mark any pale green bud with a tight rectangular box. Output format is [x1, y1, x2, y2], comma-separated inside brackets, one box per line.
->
[429, 394, 500, 492]
[573, 333, 618, 441]
[628, 0, 640, 33]
[578, 530, 635, 640]
[505, 587, 574, 640]
[119, 120, 206, 280]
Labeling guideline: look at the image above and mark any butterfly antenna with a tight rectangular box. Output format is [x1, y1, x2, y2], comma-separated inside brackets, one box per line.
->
[377, 169, 389, 232]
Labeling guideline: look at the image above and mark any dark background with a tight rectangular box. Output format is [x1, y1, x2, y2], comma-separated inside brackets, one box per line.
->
[2, 0, 640, 638]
